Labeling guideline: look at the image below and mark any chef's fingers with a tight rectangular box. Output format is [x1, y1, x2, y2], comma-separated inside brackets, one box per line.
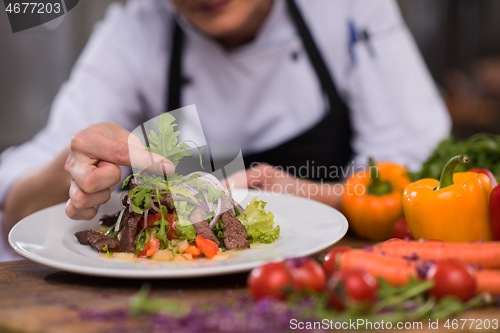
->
[70, 125, 175, 175]
[65, 199, 99, 220]
[225, 169, 254, 188]
[69, 179, 111, 210]
[66, 156, 122, 194]
[225, 163, 281, 189]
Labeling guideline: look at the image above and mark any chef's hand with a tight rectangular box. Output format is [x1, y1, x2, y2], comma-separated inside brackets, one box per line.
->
[226, 163, 342, 209]
[65, 122, 175, 220]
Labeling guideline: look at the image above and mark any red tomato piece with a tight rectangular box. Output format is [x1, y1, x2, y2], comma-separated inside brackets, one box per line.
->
[322, 247, 351, 276]
[145, 235, 160, 257]
[195, 235, 219, 259]
[391, 218, 414, 240]
[285, 258, 326, 293]
[426, 260, 476, 302]
[247, 262, 294, 300]
[327, 269, 378, 311]
[139, 214, 158, 228]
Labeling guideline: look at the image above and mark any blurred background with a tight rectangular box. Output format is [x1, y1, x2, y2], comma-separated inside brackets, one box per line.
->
[1, 0, 500, 153]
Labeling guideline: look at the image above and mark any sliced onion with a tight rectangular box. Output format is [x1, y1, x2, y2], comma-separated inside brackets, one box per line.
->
[114, 208, 125, 232]
[209, 196, 223, 229]
[199, 189, 213, 212]
[173, 196, 209, 211]
[120, 192, 129, 209]
[150, 197, 160, 212]
[233, 201, 245, 215]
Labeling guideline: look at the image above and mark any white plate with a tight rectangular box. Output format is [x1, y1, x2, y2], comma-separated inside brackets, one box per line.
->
[9, 189, 348, 279]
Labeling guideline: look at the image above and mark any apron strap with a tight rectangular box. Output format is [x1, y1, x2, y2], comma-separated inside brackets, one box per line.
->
[166, 18, 184, 112]
[285, 0, 349, 118]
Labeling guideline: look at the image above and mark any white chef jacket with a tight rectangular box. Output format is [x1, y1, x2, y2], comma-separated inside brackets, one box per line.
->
[0, 0, 450, 261]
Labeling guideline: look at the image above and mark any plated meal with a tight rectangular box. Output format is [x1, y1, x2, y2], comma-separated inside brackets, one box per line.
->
[74, 113, 279, 262]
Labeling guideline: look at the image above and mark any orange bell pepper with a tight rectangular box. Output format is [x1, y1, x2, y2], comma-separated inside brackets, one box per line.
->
[403, 154, 493, 242]
[342, 158, 411, 241]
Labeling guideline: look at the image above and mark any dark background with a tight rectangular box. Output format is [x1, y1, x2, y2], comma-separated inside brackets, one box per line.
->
[1, 0, 500, 153]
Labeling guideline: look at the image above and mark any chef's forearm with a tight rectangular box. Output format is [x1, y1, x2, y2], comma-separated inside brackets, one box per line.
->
[2, 146, 71, 236]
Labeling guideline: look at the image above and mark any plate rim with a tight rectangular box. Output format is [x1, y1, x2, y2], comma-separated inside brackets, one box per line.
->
[9, 190, 348, 279]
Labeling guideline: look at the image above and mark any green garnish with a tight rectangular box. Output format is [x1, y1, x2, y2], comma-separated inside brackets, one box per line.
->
[145, 113, 202, 168]
[102, 245, 113, 257]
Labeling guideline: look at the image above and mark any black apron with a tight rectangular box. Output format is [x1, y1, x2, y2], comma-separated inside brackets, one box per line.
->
[166, 0, 353, 182]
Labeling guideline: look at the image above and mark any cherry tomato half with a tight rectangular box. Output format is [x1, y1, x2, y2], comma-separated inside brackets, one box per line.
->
[426, 260, 476, 302]
[247, 262, 293, 300]
[327, 269, 378, 311]
[391, 218, 414, 240]
[322, 247, 351, 276]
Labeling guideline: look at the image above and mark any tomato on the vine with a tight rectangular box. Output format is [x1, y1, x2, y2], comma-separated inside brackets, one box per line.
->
[426, 260, 476, 302]
[327, 269, 378, 311]
[247, 262, 293, 300]
[322, 247, 351, 276]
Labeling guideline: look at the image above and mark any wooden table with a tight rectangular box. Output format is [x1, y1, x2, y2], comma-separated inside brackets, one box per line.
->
[1, 236, 499, 333]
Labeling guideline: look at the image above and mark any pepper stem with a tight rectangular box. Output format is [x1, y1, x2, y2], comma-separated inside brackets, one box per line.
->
[368, 157, 392, 196]
[436, 154, 470, 190]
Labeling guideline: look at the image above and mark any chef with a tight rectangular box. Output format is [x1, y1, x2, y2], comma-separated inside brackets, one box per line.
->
[0, 0, 450, 261]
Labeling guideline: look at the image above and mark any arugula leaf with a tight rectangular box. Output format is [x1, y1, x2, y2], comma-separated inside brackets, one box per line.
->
[145, 113, 202, 168]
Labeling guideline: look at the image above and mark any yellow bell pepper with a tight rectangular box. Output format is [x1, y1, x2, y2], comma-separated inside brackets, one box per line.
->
[403, 154, 493, 242]
[342, 158, 411, 241]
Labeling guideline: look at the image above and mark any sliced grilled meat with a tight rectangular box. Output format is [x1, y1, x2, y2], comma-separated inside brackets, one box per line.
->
[220, 195, 250, 249]
[190, 206, 220, 245]
[120, 210, 142, 253]
[75, 230, 119, 252]
[99, 212, 120, 226]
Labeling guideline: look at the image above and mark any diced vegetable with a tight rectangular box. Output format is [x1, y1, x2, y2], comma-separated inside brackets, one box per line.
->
[146, 235, 160, 257]
[195, 235, 219, 259]
[212, 252, 229, 261]
[184, 245, 202, 257]
[176, 240, 189, 254]
[152, 250, 173, 262]
[139, 235, 160, 258]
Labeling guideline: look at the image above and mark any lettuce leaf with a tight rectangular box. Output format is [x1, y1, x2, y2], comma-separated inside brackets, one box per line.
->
[173, 201, 197, 243]
[237, 197, 280, 244]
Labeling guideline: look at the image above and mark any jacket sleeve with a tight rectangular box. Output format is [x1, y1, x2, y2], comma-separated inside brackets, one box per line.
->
[343, 0, 451, 171]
